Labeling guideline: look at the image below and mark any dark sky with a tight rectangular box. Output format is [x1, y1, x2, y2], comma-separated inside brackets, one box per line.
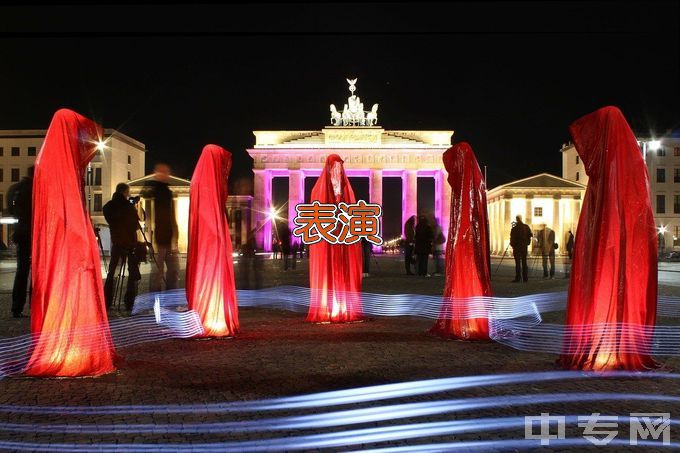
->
[1, 1, 678, 195]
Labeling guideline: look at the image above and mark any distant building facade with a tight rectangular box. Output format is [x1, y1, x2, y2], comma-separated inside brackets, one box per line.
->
[128, 174, 252, 254]
[0, 128, 146, 247]
[487, 173, 585, 256]
[562, 134, 680, 252]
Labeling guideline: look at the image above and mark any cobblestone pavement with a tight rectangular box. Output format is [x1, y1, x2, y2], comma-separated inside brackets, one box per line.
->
[0, 255, 678, 450]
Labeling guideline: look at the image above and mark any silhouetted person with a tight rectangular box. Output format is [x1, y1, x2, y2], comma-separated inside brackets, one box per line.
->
[431, 217, 445, 276]
[566, 230, 575, 259]
[510, 215, 533, 282]
[403, 215, 416, 275]
[362, 237, 371, 277]
[7, 166, 33, 318]
[565, 230, 575, 278]
[240, 230, 255, 289]
[250, 227, 264, 289]
[142, 163, 179, 292]
[103, 183, 141, 311]
[281, 224, 293, 271]
[415, 215, 434, 276]
[538, 225, 556, 279]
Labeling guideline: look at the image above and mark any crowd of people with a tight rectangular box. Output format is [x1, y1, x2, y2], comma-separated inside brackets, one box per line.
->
[5, 165, 577, 318]
[401, 214, 446, 277]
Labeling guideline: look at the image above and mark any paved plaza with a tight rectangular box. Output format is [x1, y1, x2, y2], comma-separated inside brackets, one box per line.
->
[0, 255, 679, 449]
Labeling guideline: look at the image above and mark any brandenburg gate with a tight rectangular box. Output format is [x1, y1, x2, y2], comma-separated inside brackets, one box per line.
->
[247, 79, 453, 251]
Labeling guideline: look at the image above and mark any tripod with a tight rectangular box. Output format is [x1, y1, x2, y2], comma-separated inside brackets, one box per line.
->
[94, 226, 109, 274]
[136, 205, 167, 289]
[112, 252, 129, 312]
[494, 242, 511, 275]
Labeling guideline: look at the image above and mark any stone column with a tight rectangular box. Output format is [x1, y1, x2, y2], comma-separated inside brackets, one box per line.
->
[288, 170, 304, 233]
[370, 169, 383, 251]
[553, 196, 561, 254]
[503, 197, 511, 253]
[253, 169, 273, 252]
[402, 170, 418, 235]
[525, 196, 533, 227]
[440, 169, 452, 242]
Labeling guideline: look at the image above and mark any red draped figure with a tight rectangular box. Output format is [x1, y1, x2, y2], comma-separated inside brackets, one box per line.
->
[560, 106, 658, 371]
[25, 109, 116, 377]
[186, 145, 240, 338]
[431, 143, 493, 340]
[307, 154, 363, 323]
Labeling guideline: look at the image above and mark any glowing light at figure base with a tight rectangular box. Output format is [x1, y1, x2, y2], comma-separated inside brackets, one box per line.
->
[431, 143, 493, 341]
[307, 154, 364, 323]
[560, 106, 659, 371]
[185, 144, 240, 338]
[24, 109, 116, 378]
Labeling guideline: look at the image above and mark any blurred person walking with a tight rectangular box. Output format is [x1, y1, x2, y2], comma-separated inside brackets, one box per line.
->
[142, 163, 179, 292]
[415, 215, 433, 276]
[403, 215, 416, 275]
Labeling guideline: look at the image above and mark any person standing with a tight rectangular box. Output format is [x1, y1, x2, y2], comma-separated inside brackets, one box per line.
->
[7, 166, 34, 318]
[403, 215, 416, 275]
[281, 224, 292, 271]
[538, 225, 556, 279]
[565, 230, 575, 278]
[361, 237, 371, 277]
[103, 183, 142, 311]
[510, 215, 533, 282]
[431, 217, 446, 276]
[142, 163, 179, 292]
[291, 241, 299, 270]
[415, 215, 433, 276]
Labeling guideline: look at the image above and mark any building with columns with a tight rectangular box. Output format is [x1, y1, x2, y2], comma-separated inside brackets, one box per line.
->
[128, 174, 252, 254]
[248, 128, 453, 251]
[247, 79, 453, 252]
[0, 128, 145, 247]
[487, 173, 585, 256]
[562, 134, 680, 253]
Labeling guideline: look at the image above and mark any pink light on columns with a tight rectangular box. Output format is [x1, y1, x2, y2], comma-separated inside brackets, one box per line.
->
[402, 170, 418, 236]
[288, 169, 304, 232]
[254, 170, 273, 252]
[439, 169, 452, 241]
[370, 169, 383, 253]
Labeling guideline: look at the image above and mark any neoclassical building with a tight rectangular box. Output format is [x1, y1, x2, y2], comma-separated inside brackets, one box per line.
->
[487, 173, 585, 256]
[247, 79, 453, 251]
[562, 135, 680, 252]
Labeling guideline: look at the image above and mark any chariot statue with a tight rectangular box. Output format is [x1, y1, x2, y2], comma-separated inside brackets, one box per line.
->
[329, 78, 379, 127]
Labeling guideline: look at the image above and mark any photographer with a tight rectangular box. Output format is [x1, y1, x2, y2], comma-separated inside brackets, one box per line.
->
[103, 183, 142, 311]
[510, 215, 533, 282]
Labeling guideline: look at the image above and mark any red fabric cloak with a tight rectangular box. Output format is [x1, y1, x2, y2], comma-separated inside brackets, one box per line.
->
[24, 109, 116, 377]
[560, 106, 658, 371]
[307, 154, 363, 322]
[431, 143, 493, 340]
[186, 144, 240, 337]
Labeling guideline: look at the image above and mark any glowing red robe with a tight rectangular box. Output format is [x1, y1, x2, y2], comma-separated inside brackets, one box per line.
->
[560, 106, 658, 371]
[307, 154, 363, 323]
[25, 109, 116, 377]
[186, 144, 240, 337]
[431, 143, 492, 340]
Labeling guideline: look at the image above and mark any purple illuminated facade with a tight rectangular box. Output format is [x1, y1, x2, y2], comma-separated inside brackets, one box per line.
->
[248, 128, 453, 252]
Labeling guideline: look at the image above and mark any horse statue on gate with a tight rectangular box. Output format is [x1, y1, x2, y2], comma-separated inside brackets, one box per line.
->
[366, 104, 379, 126]
[330, 104, 342, 126]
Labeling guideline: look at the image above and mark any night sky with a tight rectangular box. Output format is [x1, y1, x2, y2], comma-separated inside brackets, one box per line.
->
[1, 2, 678, 238]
